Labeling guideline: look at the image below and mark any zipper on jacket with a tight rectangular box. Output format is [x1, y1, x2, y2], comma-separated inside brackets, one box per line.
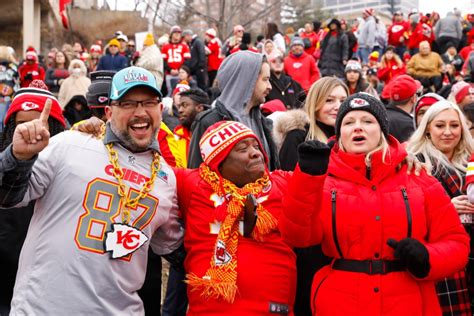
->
[366, 159, 372, 180]
[331, 190, 344, 258]
[401, 188, 413, 238]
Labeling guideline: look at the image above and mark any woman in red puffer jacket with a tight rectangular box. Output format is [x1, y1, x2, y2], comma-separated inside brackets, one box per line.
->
[280, 92, 470, 316]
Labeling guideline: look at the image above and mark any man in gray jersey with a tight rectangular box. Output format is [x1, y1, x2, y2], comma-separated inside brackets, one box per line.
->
[0, 66, 183, 315]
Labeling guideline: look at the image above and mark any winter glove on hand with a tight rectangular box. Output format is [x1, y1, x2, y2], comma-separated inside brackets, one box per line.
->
[387, 238, 430, 278]
[24, 73, 33, 81]
[297, 140, 331, 176]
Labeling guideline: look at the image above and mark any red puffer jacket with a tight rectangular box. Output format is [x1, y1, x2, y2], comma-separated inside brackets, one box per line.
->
[377, 59, 406, 84]
[175, 167, 297, 315]
[280, 137, 470, 316]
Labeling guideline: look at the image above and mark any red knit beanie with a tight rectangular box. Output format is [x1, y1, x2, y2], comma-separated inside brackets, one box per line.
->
[5, 88, 66, 127]
[451, 81, 473, 104]
[199, 121, 268, 171]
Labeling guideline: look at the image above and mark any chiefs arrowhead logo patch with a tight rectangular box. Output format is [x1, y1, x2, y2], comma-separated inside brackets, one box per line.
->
[105, 223, 148, 259]
[350, 98, 369, 108]
[21, 102, 40, 111]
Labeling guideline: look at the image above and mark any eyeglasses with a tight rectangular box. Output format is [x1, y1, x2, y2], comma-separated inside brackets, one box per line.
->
[114, 99, 160, 110]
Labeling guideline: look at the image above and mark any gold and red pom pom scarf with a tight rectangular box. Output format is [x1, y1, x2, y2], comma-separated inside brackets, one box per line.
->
[185, 163, 278, 303]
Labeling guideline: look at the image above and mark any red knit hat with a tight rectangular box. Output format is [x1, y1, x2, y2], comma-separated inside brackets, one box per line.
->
[199, 121, 268, 171]
[25, 51, 37, 61]
[451, 81, 474, 104]
[389, 75, 421, 101]
[363, 8, 374, 16]
[5, 88, 66, 127]
[414, 93, 444, 117]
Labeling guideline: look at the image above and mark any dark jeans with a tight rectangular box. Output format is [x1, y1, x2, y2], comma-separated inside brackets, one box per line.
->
[413, 75, 443, 93]
[193, 68, 209, 91]
[394, 45, 407, 60]
[208, 70, 218, 88]
[162, 266, 187, 316]
[137, 250, 162, 315]
[436, 36, 460, 55]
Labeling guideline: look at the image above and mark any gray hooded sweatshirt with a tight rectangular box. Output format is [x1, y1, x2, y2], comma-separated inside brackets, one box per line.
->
[187, 50, 279, 169]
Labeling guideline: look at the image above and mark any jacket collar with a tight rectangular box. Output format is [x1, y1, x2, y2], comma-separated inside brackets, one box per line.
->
[328, 136, 407, 185]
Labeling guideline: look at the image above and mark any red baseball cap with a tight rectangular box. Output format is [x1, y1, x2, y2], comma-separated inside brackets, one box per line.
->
[389, 75, 421, 101]
[261, 99, 287, 115]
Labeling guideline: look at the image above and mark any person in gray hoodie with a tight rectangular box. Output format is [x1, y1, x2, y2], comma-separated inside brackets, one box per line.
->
[357, 8, 377, 64]
[187, 50, 279, 170]
[434, 12, 463, 54]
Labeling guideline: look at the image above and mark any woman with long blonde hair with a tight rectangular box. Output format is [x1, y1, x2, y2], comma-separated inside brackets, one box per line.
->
[276, 77, 349, 171]
[407, 100, 474, 316]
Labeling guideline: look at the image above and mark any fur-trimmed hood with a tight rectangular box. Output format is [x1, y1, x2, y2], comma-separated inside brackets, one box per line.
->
[272, 109, 309, 151]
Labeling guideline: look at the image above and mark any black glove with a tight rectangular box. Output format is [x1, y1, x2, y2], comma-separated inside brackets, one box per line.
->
[24, 73, 33, 81]
[297, 140, 331, 176]
[387, 238, 430, 278]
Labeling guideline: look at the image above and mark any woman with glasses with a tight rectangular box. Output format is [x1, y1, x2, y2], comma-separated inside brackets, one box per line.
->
[407, 100, 474, 316]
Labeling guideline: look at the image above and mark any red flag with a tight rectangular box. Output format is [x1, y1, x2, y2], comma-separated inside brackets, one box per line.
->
[59, 0, 72, 29]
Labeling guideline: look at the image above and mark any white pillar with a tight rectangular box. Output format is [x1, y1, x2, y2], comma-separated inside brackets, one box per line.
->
[23, 0, 41, 55]
[34, 0, 41, 50]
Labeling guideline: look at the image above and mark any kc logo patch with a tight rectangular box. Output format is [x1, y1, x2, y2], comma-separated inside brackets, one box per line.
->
[21, 102, 40, 111]
[350, 98, 369, 108]
[214, 240, 231, 265]
[105, 223, 148, 259]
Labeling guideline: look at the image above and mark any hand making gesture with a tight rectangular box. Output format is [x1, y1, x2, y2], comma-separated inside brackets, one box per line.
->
[12, 98, 51, 161]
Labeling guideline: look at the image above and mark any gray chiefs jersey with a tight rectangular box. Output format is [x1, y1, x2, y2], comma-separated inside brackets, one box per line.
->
[9, 131, 183, 315]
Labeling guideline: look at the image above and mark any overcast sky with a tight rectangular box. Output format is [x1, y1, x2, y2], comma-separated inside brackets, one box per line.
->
[102, 0, 472, 19]
[419, 0, 471, 17]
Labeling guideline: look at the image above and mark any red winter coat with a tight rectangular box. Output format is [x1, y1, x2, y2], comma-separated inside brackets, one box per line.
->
[18, 62, 45, 88]
[206, 38, 223, 71]
[301, 31, 319, 56]
[284, 52, 320, 92]
[377, 60, 406, 84]
[387, 21, 410, 47]
[175, 167, 297, 315]
[407, 22, 434, 50]
[280, 138, 469, 316]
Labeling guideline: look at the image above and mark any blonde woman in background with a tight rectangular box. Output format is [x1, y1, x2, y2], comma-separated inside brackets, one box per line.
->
[407, 100, 474, 316]
[275, 77, 348, 171]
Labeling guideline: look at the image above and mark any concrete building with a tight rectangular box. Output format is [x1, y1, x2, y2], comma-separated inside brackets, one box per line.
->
[319, 0, 419, 19]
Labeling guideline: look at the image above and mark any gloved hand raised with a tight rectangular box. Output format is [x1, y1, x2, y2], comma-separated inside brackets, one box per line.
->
[387, 238, 430, 278]
[297, 140, 332, 176]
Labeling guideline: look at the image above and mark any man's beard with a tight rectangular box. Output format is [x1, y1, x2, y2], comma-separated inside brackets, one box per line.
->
[110, 122, 158, 153]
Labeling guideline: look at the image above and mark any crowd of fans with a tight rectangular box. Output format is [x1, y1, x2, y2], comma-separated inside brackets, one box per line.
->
[1, 6, 474, 316]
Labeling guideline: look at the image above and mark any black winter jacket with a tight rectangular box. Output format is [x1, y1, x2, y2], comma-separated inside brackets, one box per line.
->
[267, 73, 306, 110]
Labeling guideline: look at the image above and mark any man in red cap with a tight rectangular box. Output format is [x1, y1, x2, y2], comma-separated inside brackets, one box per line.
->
[386, 74, 421, 142]
[176, 120, 296, 315]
